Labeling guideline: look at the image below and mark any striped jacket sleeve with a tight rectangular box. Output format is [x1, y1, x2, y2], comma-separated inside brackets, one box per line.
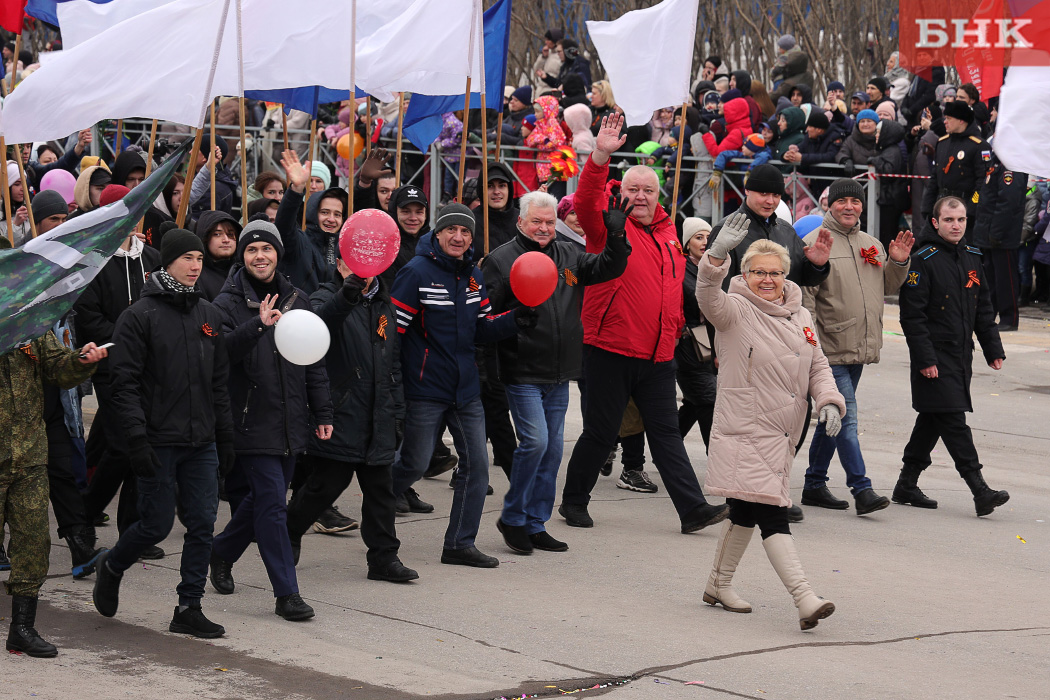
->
[390, 265, 420, 335]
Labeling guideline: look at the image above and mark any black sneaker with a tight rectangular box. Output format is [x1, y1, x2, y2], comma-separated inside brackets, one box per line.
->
[403, 488, 435, 513]
[558, 503, 594, 528]
[681, 502, 730, 533]
[529, 531, 568, 552]
[92, 551, 122, 618]
[600, 448, 616, 477]
[210, 553, 235, 595]
[93, 512, 110, 527]
[169, 605, 225, 638]
[616, 468, 659, 493]
[138, 545, 165, 561]
[367, 559, 420, 582]
[440, 546, 499, 568]
[0, 543, 10, 572]
[275, 593, 315, 621]
[313, 505, 359, 534]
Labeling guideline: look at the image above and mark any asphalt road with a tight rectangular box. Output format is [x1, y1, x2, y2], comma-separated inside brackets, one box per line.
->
[4, 305, 1049, 700]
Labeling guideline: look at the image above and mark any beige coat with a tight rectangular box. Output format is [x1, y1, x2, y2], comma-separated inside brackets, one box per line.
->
[696, 254, 845, 507]
[802, 212, 910, 365]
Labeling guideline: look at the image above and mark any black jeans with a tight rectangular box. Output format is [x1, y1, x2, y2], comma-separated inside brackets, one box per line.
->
[727, 498, 790, 539]
[561, 346, 710, 518]
[82, 382, 139, 534]
[46, 436, 89, 540]
[902, 412, 982, 475]
[286, 454, 400, 568]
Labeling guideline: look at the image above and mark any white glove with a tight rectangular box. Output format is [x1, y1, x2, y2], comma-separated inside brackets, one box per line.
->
[818, 404, 842, 437]
[707, 211, 751, 260]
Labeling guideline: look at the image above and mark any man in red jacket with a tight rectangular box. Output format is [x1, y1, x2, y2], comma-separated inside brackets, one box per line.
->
[558, 113, 729, 533]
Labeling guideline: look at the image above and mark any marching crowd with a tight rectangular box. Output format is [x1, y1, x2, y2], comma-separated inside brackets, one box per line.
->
[0, 28, 1022, 659]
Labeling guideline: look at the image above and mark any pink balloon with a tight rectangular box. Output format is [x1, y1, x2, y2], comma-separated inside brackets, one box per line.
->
[338, 209, 401, 277]
[40, 169, 78, 205]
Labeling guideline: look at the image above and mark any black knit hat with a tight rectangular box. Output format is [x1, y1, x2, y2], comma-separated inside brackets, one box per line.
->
[944, 100, 975, 124]
[434, 203, 475, 235]
[160, 228, 205, 268]
[32, 190, 68, 221]
[237, 219, 284, 262]
[867, 76, 889, 96]
[806, 110, 830, 130]
[826, 178, 865, 207]
[745, 164, 785, 196]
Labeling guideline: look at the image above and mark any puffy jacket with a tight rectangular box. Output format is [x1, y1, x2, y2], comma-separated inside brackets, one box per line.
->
[211, 267, 332, 455]
[869, 120, 909, 208]
[695, 254, 844, 507]
[899, 235, 1004, 413]
[836, 123, 878, 169]
[307, 275, 403, 466]
[574, 156, 684, 362]
[801, 211, 910, 365]
[391, 232, 519, 405]
[274, 186, 344, 295]
[194, 209, 240, 300]
[702, 98, 753, 157]
[797, 122, 846, 172]
[110, 275, 234, 446]
[974, 158, 1026, 250]
[483, 229, 630, 384]
[774, 107, 806, 162]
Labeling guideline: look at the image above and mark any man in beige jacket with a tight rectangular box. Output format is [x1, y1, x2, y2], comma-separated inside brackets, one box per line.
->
[800, 179, 914, 515]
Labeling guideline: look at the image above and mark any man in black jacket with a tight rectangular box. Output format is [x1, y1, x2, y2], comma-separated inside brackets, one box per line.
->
[93, 229, 235, 639]
[920, 101, 991, 241]
[483, 191, 630, 554]
[194, 210, 241, 301]
[285, 260, 418, 583]
[975, 156, 1026, 331]
[895, 197, 1009, 516]
[208, 221, 332, 620]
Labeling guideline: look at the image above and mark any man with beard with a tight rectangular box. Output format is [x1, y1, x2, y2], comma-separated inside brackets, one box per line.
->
[194, 211, 241, 301]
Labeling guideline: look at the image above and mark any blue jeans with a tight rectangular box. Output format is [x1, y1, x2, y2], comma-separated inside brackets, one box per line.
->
[107, 444, 219, 606]
[392, 398, 489, 550]
[502, 382, 569, 534]
[805, 364, 871, 494]
[212, 454, 298, 598]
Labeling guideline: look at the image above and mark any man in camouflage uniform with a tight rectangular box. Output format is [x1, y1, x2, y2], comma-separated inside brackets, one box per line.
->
[1, 331, 107, 657]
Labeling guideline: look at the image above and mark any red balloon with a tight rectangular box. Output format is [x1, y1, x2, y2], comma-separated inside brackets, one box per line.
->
[509, 251, 558, 307]
[338, 209, 401, 277]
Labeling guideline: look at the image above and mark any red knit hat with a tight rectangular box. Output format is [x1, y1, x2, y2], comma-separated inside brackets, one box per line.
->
[99, 184, 130, 207]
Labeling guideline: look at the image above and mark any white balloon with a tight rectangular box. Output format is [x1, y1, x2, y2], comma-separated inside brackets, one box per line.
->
[273, 309, 330, 365]
[775, 200, 792, 225]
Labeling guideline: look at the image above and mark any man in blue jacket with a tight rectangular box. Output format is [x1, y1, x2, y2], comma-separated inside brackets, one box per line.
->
[391, 205, 529, 568]
[208, 221, 333, 621]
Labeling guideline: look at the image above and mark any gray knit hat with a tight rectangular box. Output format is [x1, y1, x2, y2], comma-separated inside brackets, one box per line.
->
[237, 219, 285, 261]
[826, 178, 865, 207]
[434, 203, 475, 236]
[777, 34, 796, 51]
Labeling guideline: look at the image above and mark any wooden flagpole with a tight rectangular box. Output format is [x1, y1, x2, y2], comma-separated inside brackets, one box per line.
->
[669, 101, 689, 224]
[15, 148, 37, 239]
[1, 138, 14, 246]
[456, 78, 471, 202]
[364, 96, 372, 155]
[144, 120, 159, 177]
[348, 0, 357, 217]
[281, 108, 290, 153]
[495, 110, 504, 160]
[394, 93, 405, 186]
[480, 92, 490, 254]
[239, 98, 249, 224]
[5, 40, 37, 240]
[176, 129, 206, 228]
[209, 102, 218, 210]
[302, 118, 317, 229]
[9, 33, 20, 94]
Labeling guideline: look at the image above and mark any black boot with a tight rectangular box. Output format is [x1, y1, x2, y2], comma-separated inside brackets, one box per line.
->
[210, 552, 235, 595]
[92, 551, 122, 618]
[5, 596, 58, 658]
[892, 466, 938, 509]
[496, 518, 534, 554]
[961, 470, 1010, 516]
[67, 529, 104, 579]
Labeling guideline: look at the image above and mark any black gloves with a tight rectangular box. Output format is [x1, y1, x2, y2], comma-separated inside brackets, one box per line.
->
[342, 272, 367, 303]
[602, 193, 634, 239]
[515, 306, 539, 330]
[841, 158, 855, 177]
[216, 433, 236, 477]
[128, 435, 161, 479]
[696, 122, 710, 135]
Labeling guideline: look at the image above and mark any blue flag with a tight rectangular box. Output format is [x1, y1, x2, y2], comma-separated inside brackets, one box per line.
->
[0, 142, 189, 354]
[24, 0, 113, 27]
[245, 86, 370, 118]
[402, 0, 512, 152]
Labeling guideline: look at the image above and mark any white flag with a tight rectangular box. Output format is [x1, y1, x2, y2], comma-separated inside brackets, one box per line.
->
[586, 0, 700, 126]
[994, 67, 1050, 178]
[1, 0, 482, 143]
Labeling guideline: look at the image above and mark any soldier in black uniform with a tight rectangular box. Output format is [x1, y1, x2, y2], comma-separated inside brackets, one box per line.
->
[893, 197, 1010, 517]
[974, 155, 1026, 331]
[920, 101, 992, 243]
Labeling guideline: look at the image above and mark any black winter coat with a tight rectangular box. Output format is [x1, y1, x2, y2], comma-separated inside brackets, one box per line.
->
[921, 125, 991, 224]
[483, 229, 630, 384]
[211, 267, 332, 455]
[974, 159, 1026, 250]
[194, 210, 241, 301]
[110, 275, 234, 446]
[870, 120, 909, 208]
[73, 243, 160, 381]
[899, 236, 1004, 413]
[307, 276, 404, 466]
[675, 259, 717, 407]
[274, 187, 343, 295]
[472, 202, 519, 254]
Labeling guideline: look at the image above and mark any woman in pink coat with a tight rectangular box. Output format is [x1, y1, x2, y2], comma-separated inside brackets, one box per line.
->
[695, 217, 846, 631]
